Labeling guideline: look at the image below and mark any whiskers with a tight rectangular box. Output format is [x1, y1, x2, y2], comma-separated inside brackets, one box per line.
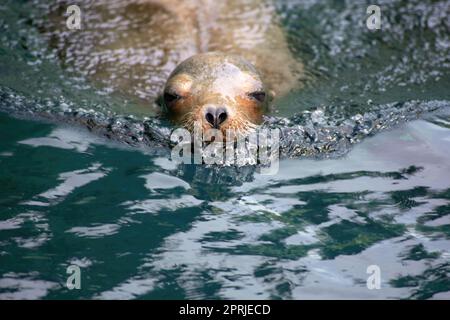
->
[226, 111, 259, 137]
[179, 110, 198, 131]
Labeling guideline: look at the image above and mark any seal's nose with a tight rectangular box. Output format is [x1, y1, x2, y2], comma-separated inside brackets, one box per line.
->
[205, 106, 228, 128]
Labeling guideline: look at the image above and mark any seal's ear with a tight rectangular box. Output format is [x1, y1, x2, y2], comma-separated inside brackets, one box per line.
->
[268, 90, 276, 102]
[268, 90, 277, 102]
[156, 94, 166, 112]
[266, 90, 276, 113]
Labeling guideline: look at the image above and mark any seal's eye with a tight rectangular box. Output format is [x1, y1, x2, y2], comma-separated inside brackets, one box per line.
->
[163, 92, 181, 105]
[248, 91, 266, 103]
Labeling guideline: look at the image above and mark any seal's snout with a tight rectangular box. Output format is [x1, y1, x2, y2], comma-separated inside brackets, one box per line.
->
[204, 105, 228, 129]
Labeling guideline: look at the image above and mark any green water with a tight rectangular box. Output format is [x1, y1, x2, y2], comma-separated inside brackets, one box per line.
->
[1, 112, 449, 299]
[1, 0, 450, 299]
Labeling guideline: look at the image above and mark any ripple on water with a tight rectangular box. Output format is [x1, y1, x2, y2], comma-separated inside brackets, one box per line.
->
[0, 0, 450, 300]
[0, 112, 449, 299]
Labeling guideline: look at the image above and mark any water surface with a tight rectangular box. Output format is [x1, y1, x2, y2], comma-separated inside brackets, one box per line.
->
[1, 113, 450, 299]
[0, 0, 450, 299]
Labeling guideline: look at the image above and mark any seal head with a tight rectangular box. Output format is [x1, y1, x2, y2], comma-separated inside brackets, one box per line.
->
[162, 52, 267, 135]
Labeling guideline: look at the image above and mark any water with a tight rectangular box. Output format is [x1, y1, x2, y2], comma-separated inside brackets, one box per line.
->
[1, 112, 450, 299]
[1, 0, 450, 299]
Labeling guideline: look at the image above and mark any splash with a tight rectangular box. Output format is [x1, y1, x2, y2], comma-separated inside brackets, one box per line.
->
[1, 0, 450, 160]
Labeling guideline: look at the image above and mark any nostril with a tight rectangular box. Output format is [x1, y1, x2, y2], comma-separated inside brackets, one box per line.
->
[205, 112, 215, 126]
[204, 106, 228, 128]
[217, 108, 227, 125]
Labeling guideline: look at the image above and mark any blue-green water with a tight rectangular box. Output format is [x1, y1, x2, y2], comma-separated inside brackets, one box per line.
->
[1, 0, 450, 299]
[1, 112, 450, 299]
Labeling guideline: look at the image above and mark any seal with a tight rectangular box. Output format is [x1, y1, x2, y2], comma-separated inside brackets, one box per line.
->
[163, 52, 268, 135]
[42, 0, 304, 118]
